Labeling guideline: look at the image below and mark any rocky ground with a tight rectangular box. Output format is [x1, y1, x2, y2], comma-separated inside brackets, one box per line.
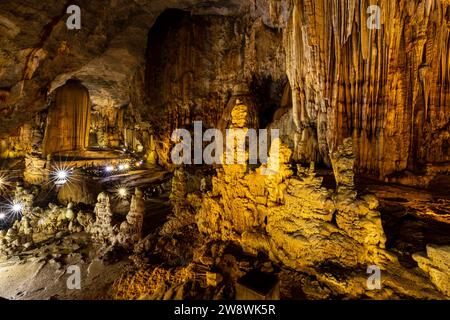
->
[0, 233, 130, 300]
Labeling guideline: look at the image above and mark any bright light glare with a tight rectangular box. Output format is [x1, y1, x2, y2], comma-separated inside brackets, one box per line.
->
[0, 212, 6, 220]
[105, 165, 115, 172]
[124, 164, 130, 170]
[12, 203, 23, 213]
[0, 173, 9, 191]
[118, 164, 125, 171]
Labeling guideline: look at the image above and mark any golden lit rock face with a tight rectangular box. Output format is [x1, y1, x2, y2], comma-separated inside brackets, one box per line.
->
[42, 80, 91, 156]
[284, 0, 450, 181]
[413, 245, 450, 296]
[144, 10, 286, 168]
[230, 102, 249, 129]
[198, 132, 387, 276]
[263, 138, 293, 206]
[113, 266, 194, 300]
[23, 155, 49, 185]
[198, 101, 263, 237]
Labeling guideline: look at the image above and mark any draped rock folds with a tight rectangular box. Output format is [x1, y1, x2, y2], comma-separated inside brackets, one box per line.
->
[43, 79, 91, 156]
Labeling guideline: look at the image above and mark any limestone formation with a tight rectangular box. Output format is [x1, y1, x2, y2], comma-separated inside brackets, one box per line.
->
[197, 137, 388, 293]
[23, 155, 49, 185]
[42, 79, 91, 156]
[330, 138, 356, 195]
[169, 167, 188, 217]
[284, 0, 450, 181]
[13, 184, 34, 216]
[36, 203, 62, 235]
[117, 188, 145, 248]
[91, 192, 117, 246]
[413, 245, 450, 297]
[160, 167, 199, 236]
[57, 175, 98, 206]
[0, 217, 34, 256]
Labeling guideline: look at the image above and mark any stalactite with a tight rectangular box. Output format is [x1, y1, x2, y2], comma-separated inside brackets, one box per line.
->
[42, 79, 91, 156]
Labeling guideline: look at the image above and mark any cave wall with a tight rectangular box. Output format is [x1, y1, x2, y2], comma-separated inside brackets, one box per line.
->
[142, 9, 288, 166]
[0, 117, 43, 159]
[283, 0, 450, 180]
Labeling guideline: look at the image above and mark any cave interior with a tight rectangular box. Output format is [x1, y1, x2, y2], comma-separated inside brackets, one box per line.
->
[0, 0, 449, 300]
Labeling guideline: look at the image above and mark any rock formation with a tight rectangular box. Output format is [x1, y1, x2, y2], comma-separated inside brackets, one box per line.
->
[283, 0, 450, 182]
[91, 192, 116, 246]
[117, 188, 145, 249]
[414, 245, 450, 296]
[23, 155, 49, 185]
[0, 0, 447, 185]
[0, 0, 448, 301]
[57, 174, 99, 206]
[198, 134, 386, 268]
[160, 166, 197, 236]
[42, 79, 91, 156]
[13, 183, 34, 217]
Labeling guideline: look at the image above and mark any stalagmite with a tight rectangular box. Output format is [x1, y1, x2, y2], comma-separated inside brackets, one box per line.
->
[283, 0, 450, 181]
[91, 192, 116, 246]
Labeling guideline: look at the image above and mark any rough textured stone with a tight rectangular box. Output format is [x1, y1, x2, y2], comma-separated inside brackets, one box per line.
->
[42, 79, 91, 156]
[283, 0, 450, 181]
[0, 0, 448, 301]
[413, 245, 450, 297]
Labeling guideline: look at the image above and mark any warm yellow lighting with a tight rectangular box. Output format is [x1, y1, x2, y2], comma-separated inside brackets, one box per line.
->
[118, 187, 128, 198]
[0, 173, 9, 191]
[135, 160, 144, 167]
[118, 163, 130, 171]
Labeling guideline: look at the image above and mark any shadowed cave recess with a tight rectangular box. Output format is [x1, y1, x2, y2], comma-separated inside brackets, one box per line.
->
[0, 0, 449, 300]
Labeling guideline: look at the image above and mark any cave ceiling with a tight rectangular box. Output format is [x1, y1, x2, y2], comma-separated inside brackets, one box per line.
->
[0, 0, 274, 136]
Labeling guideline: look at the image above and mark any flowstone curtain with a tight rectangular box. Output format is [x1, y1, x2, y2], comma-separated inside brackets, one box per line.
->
[43, 79, 91, 156]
